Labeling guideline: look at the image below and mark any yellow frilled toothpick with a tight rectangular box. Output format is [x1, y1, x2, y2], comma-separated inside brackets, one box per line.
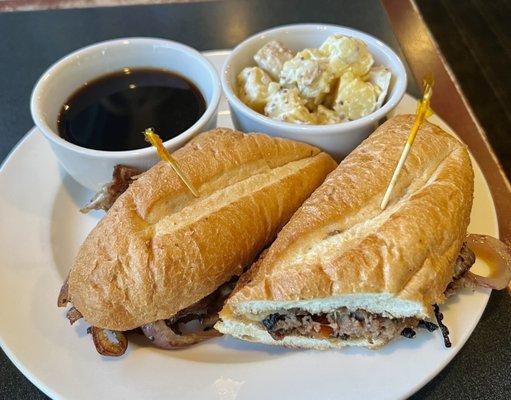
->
[380, 76, 434, 210]
[144, 128, 199, 198]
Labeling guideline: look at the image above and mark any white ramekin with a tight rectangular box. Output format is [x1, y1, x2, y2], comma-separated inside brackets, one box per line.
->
[31, 37, 221, 191]
[222, 24, 407, 160]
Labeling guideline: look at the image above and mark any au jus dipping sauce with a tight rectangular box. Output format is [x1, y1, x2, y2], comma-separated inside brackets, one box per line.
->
[57, 68, 206, 151]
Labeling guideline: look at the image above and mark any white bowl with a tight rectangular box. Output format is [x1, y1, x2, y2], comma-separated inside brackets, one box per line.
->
[31, 37, 221, 191]
[222, 24, 407, 160]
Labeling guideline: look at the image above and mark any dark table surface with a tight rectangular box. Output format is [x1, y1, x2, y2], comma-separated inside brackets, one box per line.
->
[416, 0, 511, 181]
[0, 0, 509, 399]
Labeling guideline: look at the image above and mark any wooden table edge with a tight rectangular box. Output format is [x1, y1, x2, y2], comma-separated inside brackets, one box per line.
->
[382, 0, 511, 246]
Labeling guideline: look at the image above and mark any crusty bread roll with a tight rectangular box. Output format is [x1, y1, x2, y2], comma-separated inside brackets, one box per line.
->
[68, 128, 337, 331]
[216, 115, 474, 349]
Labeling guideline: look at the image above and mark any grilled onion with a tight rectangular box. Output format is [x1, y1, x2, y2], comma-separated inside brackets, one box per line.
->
[66, 307, 83, 325]
[141, 320, 221, 349]
[57, 276, 69, 307]
[90, 327, 128, 356]
[466, 234, 511, 290]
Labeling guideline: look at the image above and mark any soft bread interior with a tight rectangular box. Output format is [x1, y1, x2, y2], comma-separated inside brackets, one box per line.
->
[226, 294, 425, 320]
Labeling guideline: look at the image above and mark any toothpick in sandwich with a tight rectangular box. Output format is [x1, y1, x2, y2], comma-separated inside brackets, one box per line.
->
[380, 76, 434, 210]
[144, 128, 200, 198]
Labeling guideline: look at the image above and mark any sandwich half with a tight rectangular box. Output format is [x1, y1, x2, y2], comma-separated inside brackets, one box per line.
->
[58, 128, 337, 355]
[216, 115, 477, 349]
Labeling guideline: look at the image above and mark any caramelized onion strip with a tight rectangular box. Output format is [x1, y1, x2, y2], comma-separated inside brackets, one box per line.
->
[141, 320, 221, 349]
[66, 307, 83, 325]
[466, 234, 511, 290]
[57, 276, 69, 307]
[90, 327, 128, 357]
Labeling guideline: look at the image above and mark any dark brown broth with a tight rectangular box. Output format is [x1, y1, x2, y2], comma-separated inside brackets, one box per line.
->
[57, 68, 205, 151]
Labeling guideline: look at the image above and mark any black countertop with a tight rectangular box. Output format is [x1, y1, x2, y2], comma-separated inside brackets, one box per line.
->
[0, 1, 508, 399]
[417, 0, 511, 181]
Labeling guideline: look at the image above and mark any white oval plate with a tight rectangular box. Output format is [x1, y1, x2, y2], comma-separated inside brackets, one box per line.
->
[0, 51, 497, 400]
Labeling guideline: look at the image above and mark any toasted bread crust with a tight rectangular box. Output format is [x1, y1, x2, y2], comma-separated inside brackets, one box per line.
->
[68, 128, 336, 330]
[224, 116, 474, 320]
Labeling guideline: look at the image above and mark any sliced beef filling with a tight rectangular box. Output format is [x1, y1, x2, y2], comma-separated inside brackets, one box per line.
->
[263, 307, 420, 345]
[80, 165, 142, 213]
[166, 278, 237, 333]
[261, 242, 476, 345]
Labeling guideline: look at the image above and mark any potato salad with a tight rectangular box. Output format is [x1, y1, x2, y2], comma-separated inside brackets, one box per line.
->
[236, 35, 392, 125]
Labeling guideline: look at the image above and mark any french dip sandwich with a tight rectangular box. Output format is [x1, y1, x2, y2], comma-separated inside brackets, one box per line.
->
[58, 128, 337, 356]
[216, 115, 511, 349]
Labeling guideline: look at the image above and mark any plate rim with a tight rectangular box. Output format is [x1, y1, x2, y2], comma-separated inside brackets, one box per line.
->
[0, 120, 493, 400]
[0, 50, 495, 400]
